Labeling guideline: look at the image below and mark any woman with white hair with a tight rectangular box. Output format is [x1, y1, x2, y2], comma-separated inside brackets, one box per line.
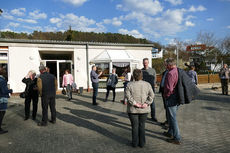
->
[22, 70, 39, 120]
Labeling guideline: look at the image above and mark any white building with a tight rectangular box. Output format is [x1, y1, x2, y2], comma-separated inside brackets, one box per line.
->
[152, 48, 163, 59]
[0, 39, 154, 93]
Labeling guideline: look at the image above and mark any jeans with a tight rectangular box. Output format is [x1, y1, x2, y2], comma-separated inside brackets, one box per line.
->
[0, 111, 6, 129]
[105, 86, 116, 101]
[165, 94, 181, 141]
[92, 83, 98, 105]
[221, 79, 229, 95]
[128, 113, 148, 147]
[25, 95, 38, 119]
[41, 96, 56, 124]
[66, 84, 72, 99]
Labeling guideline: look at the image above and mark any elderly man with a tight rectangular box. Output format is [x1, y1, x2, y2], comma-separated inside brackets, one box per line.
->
[141, 58, 157, 122]
[219, 64, 229, 95]
[37, 65, 57, 126]
[90, 65, 102, 105]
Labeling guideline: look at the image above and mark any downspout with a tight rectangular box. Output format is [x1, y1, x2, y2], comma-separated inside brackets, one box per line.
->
[86, 43, 90, 92]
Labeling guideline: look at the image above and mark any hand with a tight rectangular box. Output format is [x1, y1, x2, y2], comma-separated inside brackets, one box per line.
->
[141, 103, 148, 108]
[134, 103, 142, 108]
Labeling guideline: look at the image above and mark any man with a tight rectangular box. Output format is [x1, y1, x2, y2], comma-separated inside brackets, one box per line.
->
[163, 58, 181, 144]
[90, 65, 102, 105]
[37, 65, 57, 126]
[105, 68, 118, 102]
[141, 58, 157, 122]
[219, 64, 229, 95]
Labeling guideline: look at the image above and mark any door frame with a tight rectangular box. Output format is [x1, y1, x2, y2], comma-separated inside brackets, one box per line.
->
[40, 60, 73, 90]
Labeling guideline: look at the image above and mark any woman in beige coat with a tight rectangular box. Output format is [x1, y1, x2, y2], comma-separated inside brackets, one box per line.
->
[126, 69, 154, 148]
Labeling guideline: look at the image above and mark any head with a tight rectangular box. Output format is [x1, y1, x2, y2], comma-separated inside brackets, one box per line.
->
[65, 69, 70, 74]
[0, 67, 6, 76]
[39, 65, 46, 74]
[223, 64, 228, 68]
[45, 66, 50, 73]
[190, 65, 195, 70]
[133, 69, 143, 81]
[92, 65, 97, 71]
[112, 68, 116, 74]
[143, 58, 149, 68]
[165, 58, 176, 70]
[28, 70, 36, 79]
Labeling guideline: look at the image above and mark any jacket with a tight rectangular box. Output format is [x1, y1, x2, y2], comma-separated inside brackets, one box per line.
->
[22, 77, 38, 97]
[0, 76, 12, 98]
[176, 68, 200, 105]
[106, 73, 118, 88]
[62, 74, 73, 87]
[37, 72, 57, 97]
[219, 68, 229, 79]
[126, 80, 154, 114]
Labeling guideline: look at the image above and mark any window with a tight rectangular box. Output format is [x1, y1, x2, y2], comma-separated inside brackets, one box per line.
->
[95, 63, 109, 77]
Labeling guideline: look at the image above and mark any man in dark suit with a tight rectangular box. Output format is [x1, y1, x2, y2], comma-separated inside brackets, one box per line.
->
[37, 65, 57, 126]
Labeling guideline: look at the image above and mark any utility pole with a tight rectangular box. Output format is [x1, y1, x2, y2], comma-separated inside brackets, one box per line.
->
[0, 9, 3, 38]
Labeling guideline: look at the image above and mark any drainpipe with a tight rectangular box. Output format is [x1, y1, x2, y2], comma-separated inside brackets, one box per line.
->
[86, 43, 90, 92]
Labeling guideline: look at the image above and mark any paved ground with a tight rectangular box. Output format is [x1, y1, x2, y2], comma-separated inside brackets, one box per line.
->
[0, 83, 230, 153]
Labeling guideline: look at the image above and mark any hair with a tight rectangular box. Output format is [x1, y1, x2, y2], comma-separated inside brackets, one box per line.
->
[92, 65, 96, 69]
[165, 58, 176, 66]
[190, 65, 195, 70]
[65, 69, 70, 73]
[143, 58, 149, 62]
[39, 64, 46, 71]
[132, 69, 143, 81]
[112, 68, 116, 71]
[0, 67, 6, 76]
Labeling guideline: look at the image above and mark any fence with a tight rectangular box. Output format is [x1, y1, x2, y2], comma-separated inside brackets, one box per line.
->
[156, 74, 220, 84]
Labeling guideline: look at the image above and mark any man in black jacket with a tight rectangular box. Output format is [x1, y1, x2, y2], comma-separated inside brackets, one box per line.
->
[37, 65, 57, 126]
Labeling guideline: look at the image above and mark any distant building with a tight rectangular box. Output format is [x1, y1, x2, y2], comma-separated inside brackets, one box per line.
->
[152, 48, 163, 59]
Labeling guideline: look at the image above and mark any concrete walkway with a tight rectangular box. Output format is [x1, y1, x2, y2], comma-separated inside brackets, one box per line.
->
[0, 83, 230, 153]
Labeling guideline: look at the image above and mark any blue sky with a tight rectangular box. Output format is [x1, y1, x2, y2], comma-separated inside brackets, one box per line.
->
[1, 0, 230, 45]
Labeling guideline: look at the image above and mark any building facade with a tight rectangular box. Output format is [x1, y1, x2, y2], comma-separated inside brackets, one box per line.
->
[0, 39, 154, 93]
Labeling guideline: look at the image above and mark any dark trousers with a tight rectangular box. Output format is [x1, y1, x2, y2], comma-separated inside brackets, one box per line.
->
[221, 79, 229, 95]
[105, 86, 116, 101]
[92, 83, 98, 105]
[66, 84, 72, 99]
[150, 100, 156, 119]
[162, 93, 168, 123]
[0, 111, 6, 129]
[128, 113, 148, 147]
[41, 96, 56, 124]
[25, 95, 38, 119]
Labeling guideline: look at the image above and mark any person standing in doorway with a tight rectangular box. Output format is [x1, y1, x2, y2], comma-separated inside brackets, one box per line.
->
[141, 58, 157, 122]
[105, 68, 118, 102]
[37, 65, 57, 126]
[90, 65, 102, 105]
[0, 67, 13, 134]
[121, 67, 132, 104]
[62, 69, 74, 101]
[219, 64, 229, 95]
[22, 70, 39, 120]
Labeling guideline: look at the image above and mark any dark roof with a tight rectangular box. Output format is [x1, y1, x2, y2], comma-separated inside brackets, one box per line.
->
[0, 38, 154, 47]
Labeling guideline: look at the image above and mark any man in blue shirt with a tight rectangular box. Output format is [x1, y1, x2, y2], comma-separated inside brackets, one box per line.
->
[90, 65, 102, 105]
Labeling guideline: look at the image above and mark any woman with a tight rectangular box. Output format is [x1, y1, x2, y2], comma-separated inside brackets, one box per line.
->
[187, 65, 198, 85]
[0, 67, 13, 134]
[126, 69, 154, 148]
[105, 68, 118, 102]
[121, 67, 131, 104]
[62, 69, 73, 101]
[22, 70, 39, 120]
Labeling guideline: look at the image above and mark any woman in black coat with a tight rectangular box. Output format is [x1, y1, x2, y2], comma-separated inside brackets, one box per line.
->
[22, 70, 39, 120]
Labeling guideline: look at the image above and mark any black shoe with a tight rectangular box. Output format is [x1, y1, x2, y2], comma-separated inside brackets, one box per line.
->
[92, 103, 98, 105]
[24, 117, 29, 121]
[151, 118, 158, 122]
[112, 99, 115, 102]
[49, 120, 56, 124]
[163, 132, 173, 138]
[37, 122, 47, 126]
[32, 117, 36, 120]
[166, 138, 181, 145]
[104, 99, 108, 102]
[0, 129, 8, 134]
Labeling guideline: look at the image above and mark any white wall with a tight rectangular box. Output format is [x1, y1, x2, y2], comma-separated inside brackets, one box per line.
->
[9, 47, 40, 92]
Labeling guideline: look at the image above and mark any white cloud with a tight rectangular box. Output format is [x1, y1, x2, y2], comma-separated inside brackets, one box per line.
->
[23, 25, 42, 31]
[118, 28, 143, 38]
[29, 10, 47, 19]
[8, 22, 20, 27]
[44, 26, 58, 32]
[185, 15, 196, 21]
[206, 18, 214, 21]
[103, 17, 122, 26]
[50, 18, 62, 24]
[17, 18, 37, 24]
[11, 8, 26, 16]
[188, 5, 206, 12]
[165, 0, 183, 6]
[2, 12, 14, 20]
[1, 28, 13, 32]
[62, 0, 88, 7]
[118, 0, 163, 16]
[185, 21, 195, 27]
[227, 25, 230, 29]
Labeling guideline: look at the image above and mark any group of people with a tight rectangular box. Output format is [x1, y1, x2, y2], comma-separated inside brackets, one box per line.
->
[90, 57, 200, 147]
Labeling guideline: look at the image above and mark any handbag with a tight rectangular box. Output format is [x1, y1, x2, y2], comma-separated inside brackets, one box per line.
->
[62, 88, 66, 95]
[19, 92, 26, 98]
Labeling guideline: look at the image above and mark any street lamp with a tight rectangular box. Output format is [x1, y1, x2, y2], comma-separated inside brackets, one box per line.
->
[0, 9, 3, 38]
